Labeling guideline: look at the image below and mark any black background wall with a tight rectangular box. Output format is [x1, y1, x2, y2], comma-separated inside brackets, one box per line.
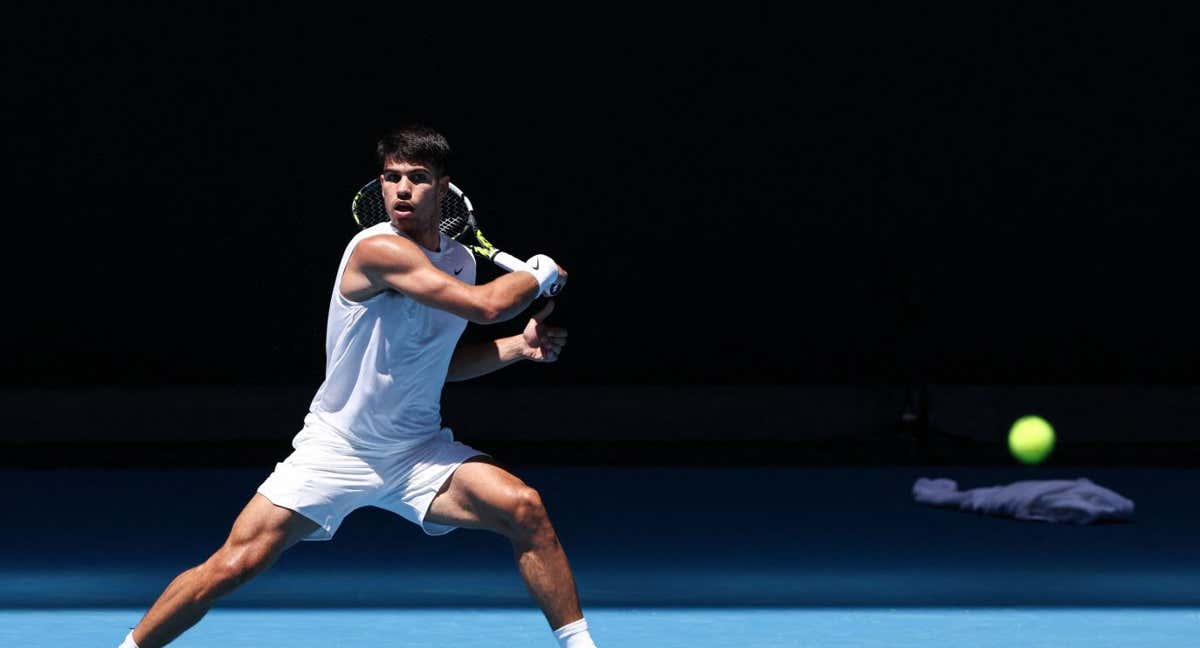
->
[5, 5, 1199, 462]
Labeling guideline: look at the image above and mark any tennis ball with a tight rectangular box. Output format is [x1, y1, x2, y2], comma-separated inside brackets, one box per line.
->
[1008, 415, 1055, 465]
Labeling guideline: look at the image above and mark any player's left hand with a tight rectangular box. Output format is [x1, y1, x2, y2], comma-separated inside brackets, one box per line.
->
[521, 299, 567, 363]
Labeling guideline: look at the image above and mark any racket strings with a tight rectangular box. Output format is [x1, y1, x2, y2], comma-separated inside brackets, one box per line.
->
[353, 180, 389, 227]
[439, 194, 473, 240]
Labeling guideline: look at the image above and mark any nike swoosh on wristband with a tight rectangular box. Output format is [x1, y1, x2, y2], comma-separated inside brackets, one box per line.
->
[454, 268, 463, 275]
[530, 258, 540, 269]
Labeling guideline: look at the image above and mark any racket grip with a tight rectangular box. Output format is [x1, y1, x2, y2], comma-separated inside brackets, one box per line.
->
[490, 251, 527, 273]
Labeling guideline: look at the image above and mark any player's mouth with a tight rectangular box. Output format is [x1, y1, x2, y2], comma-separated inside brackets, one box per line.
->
[393, 202, 414, 214]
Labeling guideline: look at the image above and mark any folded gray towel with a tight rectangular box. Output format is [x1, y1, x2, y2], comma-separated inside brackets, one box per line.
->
[913, 477, 1135, 524]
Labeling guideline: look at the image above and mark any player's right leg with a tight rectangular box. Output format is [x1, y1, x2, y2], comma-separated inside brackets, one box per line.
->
[128, 494, 319, 648]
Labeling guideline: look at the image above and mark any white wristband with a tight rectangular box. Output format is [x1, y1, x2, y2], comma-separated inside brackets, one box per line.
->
[523, 254, 560, 296]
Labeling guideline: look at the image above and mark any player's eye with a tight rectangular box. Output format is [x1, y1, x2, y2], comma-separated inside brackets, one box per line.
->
[383, 172, 401, 183]
[411, 173, 430, 184]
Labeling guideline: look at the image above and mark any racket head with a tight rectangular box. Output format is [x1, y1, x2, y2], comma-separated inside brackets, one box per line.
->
[350, 178, 479, 242]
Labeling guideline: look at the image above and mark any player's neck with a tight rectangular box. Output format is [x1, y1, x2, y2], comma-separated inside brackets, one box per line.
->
[413, 229, 441, 251]
[392, 222, 441, 252]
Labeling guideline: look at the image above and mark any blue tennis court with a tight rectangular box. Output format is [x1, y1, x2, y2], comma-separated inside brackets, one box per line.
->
[4, 467, 1198, 646]
[7, 608, 1200, 647]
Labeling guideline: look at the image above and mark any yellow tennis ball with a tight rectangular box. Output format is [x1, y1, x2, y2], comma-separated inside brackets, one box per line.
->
[1008, 415, 1055, 465]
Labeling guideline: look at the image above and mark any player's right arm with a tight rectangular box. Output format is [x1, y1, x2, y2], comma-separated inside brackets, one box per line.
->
[342, 234, 550, 324]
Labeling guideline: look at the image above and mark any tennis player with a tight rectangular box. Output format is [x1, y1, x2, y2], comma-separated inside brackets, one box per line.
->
[118, 125, 597, 648]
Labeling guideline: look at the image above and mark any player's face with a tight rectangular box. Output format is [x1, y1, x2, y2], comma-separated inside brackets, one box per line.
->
[379, 159, 448, 233]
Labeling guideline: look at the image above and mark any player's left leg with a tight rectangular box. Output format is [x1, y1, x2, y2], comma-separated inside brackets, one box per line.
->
[425, 458, 583, 630]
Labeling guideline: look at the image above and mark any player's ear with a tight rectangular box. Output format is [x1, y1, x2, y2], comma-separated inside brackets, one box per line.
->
[438, 175, 451, 197]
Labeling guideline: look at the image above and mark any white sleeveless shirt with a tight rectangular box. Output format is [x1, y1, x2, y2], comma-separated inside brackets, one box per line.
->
[305, 222, 476, 449]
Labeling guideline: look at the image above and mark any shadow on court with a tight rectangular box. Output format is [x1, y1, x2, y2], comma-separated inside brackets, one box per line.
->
[3, 466, 1198, 608]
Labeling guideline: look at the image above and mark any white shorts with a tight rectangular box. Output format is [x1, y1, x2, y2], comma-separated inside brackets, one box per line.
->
[256, 423, 487, 541]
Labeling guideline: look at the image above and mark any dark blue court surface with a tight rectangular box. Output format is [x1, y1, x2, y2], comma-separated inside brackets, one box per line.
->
[4, 467, 1199, 646]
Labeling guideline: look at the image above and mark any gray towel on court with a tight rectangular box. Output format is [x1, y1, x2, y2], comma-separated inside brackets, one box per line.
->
[912, 477, 1135, 524]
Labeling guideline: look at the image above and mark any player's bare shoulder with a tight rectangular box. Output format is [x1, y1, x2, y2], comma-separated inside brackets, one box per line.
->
[353, 233, 428, 273]
[340, 233, 428, 302]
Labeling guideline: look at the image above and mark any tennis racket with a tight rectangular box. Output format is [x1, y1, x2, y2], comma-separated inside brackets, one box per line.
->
[350, 178, 526, 273]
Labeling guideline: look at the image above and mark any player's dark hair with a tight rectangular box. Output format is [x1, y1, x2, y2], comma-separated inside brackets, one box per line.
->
[376, 125, 450, 178]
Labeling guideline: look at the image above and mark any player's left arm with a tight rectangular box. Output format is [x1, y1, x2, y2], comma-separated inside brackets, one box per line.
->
[446, 300, 567, 382]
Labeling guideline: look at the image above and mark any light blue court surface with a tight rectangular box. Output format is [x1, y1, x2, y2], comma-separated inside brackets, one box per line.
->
[6, 608, 1199, 647]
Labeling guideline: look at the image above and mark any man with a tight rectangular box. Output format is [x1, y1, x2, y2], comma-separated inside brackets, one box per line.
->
[118, 125, 597, 648]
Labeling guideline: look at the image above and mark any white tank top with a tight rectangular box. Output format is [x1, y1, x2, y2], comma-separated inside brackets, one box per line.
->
[305, 222, 476, 449]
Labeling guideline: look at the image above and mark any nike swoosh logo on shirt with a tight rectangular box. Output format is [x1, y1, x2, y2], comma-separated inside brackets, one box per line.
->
[454, 268, 463, 275]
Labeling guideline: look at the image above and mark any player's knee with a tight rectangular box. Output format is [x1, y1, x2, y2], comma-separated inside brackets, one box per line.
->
[199, 544, 274, 598]
[507, 486, 552, 540]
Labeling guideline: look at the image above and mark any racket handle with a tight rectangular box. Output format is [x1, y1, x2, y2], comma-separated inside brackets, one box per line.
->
[490, 251, 527, 273]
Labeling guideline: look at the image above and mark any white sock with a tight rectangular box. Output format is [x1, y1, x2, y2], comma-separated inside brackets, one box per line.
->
[118, 631, 140, 648]
[553, 618, 597, 648]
